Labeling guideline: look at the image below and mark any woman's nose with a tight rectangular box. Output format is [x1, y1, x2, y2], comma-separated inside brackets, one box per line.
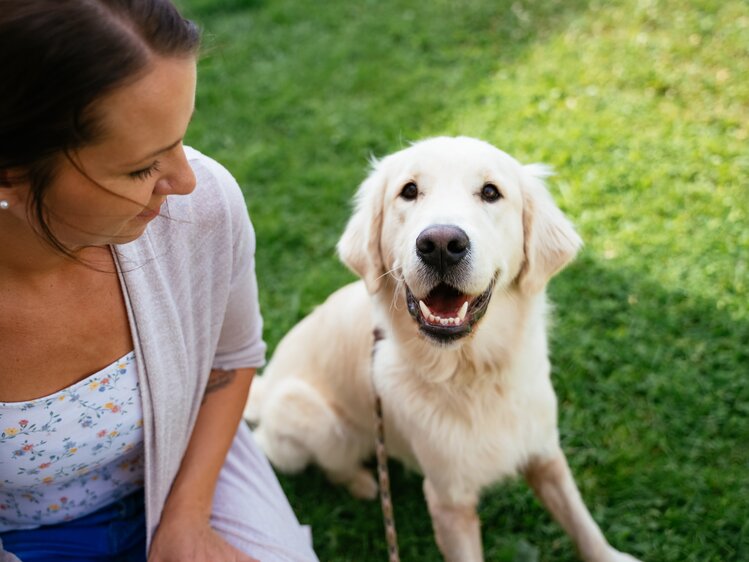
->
[153, 146, 196, 196]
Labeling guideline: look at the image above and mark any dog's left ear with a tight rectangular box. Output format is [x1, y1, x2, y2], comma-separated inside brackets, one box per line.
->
[516, 164, 583, 295]
[337, 162, 388, 294]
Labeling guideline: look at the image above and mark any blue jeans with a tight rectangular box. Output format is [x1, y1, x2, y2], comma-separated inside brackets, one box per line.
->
[0, 489, 146, 562]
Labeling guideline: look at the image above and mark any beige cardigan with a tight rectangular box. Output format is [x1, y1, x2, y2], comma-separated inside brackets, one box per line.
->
[0, 147, 266, 560]
[117, 146, 267, 546]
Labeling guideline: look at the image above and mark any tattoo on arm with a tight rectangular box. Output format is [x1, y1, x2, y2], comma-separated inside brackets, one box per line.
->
[202, 369, 236, 402]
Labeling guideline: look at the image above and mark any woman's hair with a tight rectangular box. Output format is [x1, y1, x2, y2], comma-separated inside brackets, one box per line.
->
[0, 0, 201, 253]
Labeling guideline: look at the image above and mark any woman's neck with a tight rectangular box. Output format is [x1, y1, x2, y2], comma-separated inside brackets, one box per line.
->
[0, 214, 113, 281]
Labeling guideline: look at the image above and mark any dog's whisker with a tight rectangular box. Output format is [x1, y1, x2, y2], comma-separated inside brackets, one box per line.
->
[375, 267, 401, 283]
[387, 274, 406, 313]
[391, 287, 406, 311]
[372, 267, 406, 313]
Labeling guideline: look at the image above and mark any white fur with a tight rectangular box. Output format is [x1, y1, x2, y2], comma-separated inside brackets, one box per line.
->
[246, 137, 640, 562]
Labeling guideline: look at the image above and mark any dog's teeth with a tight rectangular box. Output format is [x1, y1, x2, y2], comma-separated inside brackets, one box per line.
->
[458, 301, 468, 322]
[419, 300, 431, 319]
[420, 299, 468, 327]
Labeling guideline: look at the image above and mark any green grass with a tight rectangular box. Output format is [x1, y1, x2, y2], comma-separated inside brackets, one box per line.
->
[177, 0, 748, 560]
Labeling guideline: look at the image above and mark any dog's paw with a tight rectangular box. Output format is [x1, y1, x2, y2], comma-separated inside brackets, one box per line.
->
[346, 469, 378, 500]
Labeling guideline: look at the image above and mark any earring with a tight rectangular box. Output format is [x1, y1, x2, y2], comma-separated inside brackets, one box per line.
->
[0, 200, 9, 210]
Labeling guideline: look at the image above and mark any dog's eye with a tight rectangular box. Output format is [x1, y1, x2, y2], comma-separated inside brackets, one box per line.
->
[480, 183, 502, 202]
[400, 181, 418, 201]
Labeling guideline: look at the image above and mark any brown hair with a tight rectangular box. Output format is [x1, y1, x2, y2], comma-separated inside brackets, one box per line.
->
[0, 0, 201, 253]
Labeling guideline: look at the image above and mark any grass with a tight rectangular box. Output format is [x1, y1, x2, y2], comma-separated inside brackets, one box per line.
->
[177, 0, 748, 560]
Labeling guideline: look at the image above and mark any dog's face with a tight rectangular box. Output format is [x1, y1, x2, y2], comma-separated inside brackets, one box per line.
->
[338, 136, 582, 344]
[378, 139, 526, 343]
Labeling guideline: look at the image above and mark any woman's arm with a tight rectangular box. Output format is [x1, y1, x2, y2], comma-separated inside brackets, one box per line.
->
[148, 367, 258, 562]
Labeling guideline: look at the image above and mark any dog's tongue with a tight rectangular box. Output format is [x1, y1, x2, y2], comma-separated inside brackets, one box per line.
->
[425, 284, 469, 316]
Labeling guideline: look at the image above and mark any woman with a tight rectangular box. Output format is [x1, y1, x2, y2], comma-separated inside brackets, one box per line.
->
[0, 1, 318, 561]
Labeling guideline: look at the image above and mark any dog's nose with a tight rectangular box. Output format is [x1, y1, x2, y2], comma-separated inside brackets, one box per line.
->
[416, 225, 470, 271]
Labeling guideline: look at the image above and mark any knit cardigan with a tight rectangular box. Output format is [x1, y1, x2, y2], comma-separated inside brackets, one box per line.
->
[0, 147, 266, 560]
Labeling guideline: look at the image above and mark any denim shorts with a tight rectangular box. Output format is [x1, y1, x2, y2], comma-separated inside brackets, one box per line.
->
[0, 488, 146, 562]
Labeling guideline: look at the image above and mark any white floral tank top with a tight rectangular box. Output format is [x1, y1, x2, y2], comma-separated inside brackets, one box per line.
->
[0, 352, 145, 531]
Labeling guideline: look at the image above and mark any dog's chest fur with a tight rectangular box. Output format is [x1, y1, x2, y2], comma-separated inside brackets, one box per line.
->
[374, 330, 557, 495]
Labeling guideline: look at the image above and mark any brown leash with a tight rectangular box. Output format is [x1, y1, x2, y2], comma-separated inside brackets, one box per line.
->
[372, 329, 401, 562]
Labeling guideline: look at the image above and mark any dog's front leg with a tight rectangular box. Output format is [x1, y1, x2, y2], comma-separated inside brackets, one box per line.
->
[423, 478, 483, 562]
[523, 449, 641, 562]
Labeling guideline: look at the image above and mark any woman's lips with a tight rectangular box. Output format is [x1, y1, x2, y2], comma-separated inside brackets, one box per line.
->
[137, 201, 164, 220]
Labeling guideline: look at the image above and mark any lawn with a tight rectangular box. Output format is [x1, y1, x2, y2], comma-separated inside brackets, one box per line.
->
[177, 0, 748, 560]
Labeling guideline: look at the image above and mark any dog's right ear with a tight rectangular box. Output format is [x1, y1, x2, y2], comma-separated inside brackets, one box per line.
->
[337, 163, 387, 294]
[516, 164, 583, 295]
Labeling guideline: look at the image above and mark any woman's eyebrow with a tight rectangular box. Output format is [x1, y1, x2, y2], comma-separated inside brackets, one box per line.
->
[124, 138, 183, 167]
[122, 107, 196, 167]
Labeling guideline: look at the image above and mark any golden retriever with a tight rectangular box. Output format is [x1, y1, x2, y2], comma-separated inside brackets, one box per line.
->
[245, 136, 640, 562]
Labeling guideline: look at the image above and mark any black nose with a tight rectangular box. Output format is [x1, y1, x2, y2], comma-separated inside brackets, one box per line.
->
[416, 225, 470, 272]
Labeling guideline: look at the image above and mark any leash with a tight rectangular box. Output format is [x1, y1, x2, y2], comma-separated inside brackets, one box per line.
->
[372, 329, 401, 562]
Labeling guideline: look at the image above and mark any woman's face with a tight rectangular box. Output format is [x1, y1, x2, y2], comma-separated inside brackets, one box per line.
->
[33, 55, 198, 249]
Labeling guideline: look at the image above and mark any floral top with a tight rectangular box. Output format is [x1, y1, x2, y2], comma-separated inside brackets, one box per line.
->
[0, 352, 144, 531]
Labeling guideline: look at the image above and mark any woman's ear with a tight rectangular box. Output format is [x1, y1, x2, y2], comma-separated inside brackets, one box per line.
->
[0, 168, 28, 209]
[337, 162, 388, 294]
[516, 164, 583, 295]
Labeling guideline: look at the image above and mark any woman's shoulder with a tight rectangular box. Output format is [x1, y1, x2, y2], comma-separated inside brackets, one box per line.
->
[153, 146, 251, 236]
[183, 146, 247, 216]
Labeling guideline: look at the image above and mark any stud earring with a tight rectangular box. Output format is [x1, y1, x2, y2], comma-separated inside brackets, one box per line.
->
[0, 200, 9, 210]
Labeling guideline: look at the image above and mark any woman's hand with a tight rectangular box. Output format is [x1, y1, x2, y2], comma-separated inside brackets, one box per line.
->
[148, 509, 259, 562]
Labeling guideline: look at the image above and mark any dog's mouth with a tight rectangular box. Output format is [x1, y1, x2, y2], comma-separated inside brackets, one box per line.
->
[405, 279, 495, 343]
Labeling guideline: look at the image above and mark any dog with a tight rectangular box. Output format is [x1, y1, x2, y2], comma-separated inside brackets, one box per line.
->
[245, 137, 640, 562]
